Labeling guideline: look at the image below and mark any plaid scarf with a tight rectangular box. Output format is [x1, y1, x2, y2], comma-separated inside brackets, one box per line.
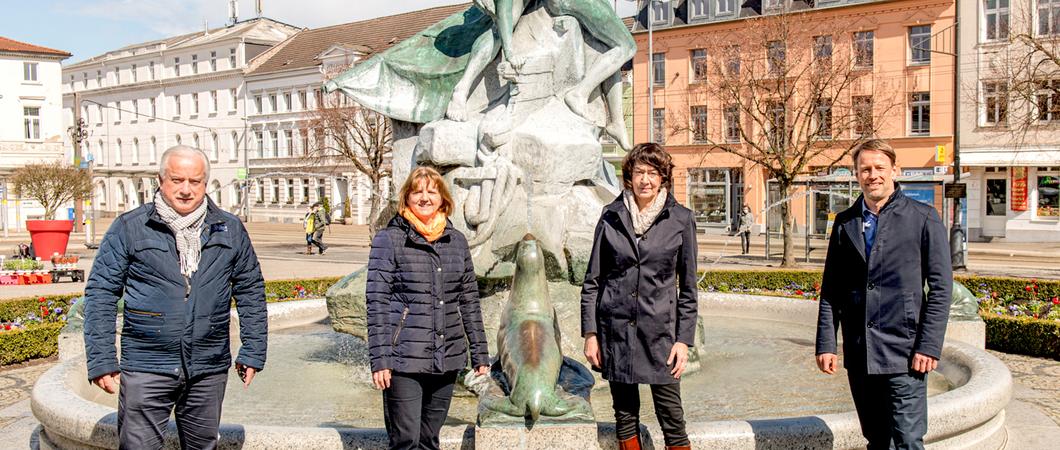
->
[153, 190, 208, 278]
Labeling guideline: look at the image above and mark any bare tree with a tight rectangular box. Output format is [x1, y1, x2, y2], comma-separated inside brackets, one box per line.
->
[302, 86, 393, 236]
[662, 9, 902, 266]
[12, 161, 93, 220]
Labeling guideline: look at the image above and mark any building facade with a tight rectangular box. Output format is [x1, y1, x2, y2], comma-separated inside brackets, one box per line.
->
[958, 0, 1060, 242]
[61, 18, 300, 218]
[0, 37, 71, 233]
[630, 0, 956, 236]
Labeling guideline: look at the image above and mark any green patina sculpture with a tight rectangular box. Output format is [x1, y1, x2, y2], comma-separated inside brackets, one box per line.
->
[948, 280, 982, 322]
[476, 234, 593, 425]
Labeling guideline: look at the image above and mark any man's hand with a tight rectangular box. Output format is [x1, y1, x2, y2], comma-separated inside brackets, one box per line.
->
[474, 365, 490, 376]
[372, 369, 392, 390]
[235, 363, 257, 388]
[583, 333, 602, 369]
[92, 372, 121, 394]
[911, 353, 938, 374]
[816, 353, 838, 375]
[667, 342, 689, 379]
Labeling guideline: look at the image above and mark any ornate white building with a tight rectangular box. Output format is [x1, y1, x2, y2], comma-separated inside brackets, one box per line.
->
[0, 36, 70, 233]
[62, 17, 300, 217]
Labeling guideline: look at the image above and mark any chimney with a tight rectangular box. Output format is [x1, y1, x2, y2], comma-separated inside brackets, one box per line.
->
[256, 0, 263, 18]
[204, 18, 209, 34]
[228, 0, 239, 25]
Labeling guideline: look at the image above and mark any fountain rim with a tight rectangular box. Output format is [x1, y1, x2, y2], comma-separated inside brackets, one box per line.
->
[32, 295, 1012, 449]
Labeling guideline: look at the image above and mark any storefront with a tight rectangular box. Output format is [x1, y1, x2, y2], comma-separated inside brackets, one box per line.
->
[687, 167, 744, 232]
[962, 150, 1060, 242]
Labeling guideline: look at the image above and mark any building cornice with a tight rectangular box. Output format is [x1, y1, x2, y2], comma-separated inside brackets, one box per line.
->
[63, 69, 244, 98]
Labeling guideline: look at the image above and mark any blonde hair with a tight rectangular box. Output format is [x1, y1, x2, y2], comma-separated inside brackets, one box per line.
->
[397, 166, 455, 216]
[851, 139, 897, 168]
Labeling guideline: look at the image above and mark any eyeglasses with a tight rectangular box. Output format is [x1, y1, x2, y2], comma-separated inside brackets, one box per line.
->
[632, 169, 661, 179]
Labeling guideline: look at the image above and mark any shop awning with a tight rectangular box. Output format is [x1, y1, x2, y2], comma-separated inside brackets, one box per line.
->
[959, 150, 1060, 167]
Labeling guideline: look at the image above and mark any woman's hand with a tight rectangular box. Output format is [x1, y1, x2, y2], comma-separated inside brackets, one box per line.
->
[583, 333, 602, 369]
[474, 365, 490, 376]
[372, 369, 392, 390]
[668, 342, 689, 379]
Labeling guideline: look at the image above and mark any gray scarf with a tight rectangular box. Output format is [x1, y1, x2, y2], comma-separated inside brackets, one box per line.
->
[153, 190, 208, 278]
[623, 187, 668, 236]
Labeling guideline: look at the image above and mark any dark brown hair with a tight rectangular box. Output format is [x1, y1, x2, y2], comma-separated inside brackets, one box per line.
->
[851, 139, 897, 168]
[621, 143, 675, 190]
[397, 166, 454, 216]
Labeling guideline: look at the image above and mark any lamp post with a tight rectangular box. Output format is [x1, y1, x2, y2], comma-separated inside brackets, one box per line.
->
[626, 0, 665, 143]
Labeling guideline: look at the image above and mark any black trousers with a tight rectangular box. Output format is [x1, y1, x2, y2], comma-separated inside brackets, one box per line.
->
[847, 371, 928, 450]
[739, 231, 751, 254]
[117, 369, 228, 450]
[310, 229, 328, 253]
[609, 381, 689, 446]
[382, 371, 458, 450]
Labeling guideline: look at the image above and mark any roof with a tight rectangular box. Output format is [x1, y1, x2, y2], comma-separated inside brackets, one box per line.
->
[248, 3, 472, 76]
[65, 18, 301, 69]
[0, 36, 71, 58]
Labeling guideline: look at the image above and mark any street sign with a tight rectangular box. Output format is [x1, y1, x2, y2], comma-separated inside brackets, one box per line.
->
[944, 183, 967, 199]
[236, 168, 247, 180]
[935, 145, 946, 163]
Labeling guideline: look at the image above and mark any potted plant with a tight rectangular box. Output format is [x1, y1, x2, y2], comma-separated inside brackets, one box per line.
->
[342, 199, 354, 225]
[12, 161, 92, 258]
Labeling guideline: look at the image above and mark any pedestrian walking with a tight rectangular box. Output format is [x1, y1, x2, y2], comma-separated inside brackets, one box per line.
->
[737, 205, 753, 255]
[366, 166, 490, 450]
[581, 143, 698, 450]
[306, 202, 329, 255]
[815, 139, 952, 450]
[83, 145, 267, 449]
[303, 205, 315, 255]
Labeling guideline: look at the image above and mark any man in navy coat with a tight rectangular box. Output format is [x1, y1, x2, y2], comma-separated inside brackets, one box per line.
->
[815, 139, 952, 450]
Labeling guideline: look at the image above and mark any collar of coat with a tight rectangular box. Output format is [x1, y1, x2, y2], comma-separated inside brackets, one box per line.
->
[388, 213, 455, 247]
[146, 196, 227, 229]
[144, 196, 230, 249]
[603, 192, 678, 245]
[845, 182, 907, 261]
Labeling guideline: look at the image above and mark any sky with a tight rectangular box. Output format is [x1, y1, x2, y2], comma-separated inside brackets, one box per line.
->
[2, 0, 639, 65]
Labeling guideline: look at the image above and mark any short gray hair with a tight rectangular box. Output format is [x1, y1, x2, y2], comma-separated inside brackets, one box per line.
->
[158, 145, 211, 180]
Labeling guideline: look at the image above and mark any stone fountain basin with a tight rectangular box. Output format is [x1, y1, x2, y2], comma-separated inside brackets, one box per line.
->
[32, 296, 1011, 449]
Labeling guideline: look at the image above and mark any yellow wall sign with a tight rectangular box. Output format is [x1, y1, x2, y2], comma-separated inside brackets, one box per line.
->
[935, 145, 946, 163]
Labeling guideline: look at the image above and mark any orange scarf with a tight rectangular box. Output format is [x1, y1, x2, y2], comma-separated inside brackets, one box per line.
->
[401, 209, 447, 242]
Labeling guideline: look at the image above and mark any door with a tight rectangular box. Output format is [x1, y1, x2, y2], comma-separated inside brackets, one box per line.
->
[982, 176, 1008, 237]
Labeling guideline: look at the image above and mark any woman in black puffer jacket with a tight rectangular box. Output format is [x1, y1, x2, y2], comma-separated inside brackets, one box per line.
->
[365, 166, 490, 450]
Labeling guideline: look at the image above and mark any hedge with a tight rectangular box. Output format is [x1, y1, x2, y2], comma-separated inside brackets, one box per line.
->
[698, 270, 821, 293]
[982, 313, 1060, 360]
[0, 293, 81, 322]
[0, 321, 64, 365]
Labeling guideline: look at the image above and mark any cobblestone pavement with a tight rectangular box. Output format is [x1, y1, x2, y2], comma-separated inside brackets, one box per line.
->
[0, 358, 55, 429]
[989, 350, 1060, 426]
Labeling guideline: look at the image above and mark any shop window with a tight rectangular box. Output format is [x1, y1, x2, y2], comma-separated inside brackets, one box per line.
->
[1038, 168, 1059, 218]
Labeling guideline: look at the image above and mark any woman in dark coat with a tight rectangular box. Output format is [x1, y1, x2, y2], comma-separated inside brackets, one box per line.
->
[366, 166, 491, 450]
[580, 143, 698, 450]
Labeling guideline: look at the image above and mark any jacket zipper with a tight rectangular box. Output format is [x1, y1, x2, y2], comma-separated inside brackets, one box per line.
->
[126, 307, 162, 317]
[392, 306, 410, 346]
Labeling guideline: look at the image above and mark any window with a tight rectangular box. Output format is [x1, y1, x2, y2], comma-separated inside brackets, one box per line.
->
[230, 88, 238, 111]
[910, 92, 930, 135]
[115, 139, 123, 165]
[854, 31, 874, 68]
[132, 138, 140, 165]
[150, 137, 157, 162]
[255, 182, 265, 204]
[24, 62, 38, 81]
[149, 61, 156, 80]
[175, 134, 182, 146]
[853, 95, 874, 137]
[191, 93, 199, 115]
[724, 105, 741, 142]
[983, 82, 1008, 125]
[132, 99, 140, 120]
[191, 54, 199, 74]
[1039, 0, 1060, 36]
[286, 179, 295, 204]
[173, 95, 182, 117]
[285, 130, 294, 156]
[652, 53, 666, 86]
[229, 48, 237, 68]
[301, 128, 310, 154]
[97, 140, 106, 166]
[718, 0, 736, 15]
[193, 133, 200, 151]
[814, 35, 833, 68]
[689, 0, 708, 19]
[909, 26, 932, 64]
[271, 130, 279, 157]
[255, 95, 263, 114]
[149, 98, 157, 118]
[767, 41, 786, 77]
[1038, 168, 1060, 218]
[652, 108, 665, 143]
[131, 64, 138, 83]
[302, 179, 311, 203]
[230, 132, 239, 160]
[211, 90, 219, 113]
[1036, 80, 1060, 122]
[269, 94, 278, 113]
[114, 67, 120, 84]
[985, 1, 1010, 40]
[726, 45, 740, 77]
[23, 107, 40, 140]
[690, 49, 708, 82]
[767, 101, 786, 148]
[298, 90, 308, 111]
[211, 132, 219, 161]
[691, 105, 708, 142]
[174, 57, 181, 76]
[816, 99, 833, 139]
[255, 131, 265, 158]
[650, 0, 672, 25]
[283, 92, 292, 112]
[96, 70, 102, 86]
[95, 104, 102, 124]
[210, 51, 217, 71]
[688, 168, 737, 227]
[764, 0, 783, 9]
[271, 180, 280, 204]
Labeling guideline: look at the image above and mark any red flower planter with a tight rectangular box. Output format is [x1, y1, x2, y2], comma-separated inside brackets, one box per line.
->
[26, 220, 74, 259]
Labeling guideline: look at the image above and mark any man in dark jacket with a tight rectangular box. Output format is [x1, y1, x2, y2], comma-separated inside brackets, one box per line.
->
[816, 139, 952, 450]
[308, 202, 329, 255]
[83, 145, 267, 449]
